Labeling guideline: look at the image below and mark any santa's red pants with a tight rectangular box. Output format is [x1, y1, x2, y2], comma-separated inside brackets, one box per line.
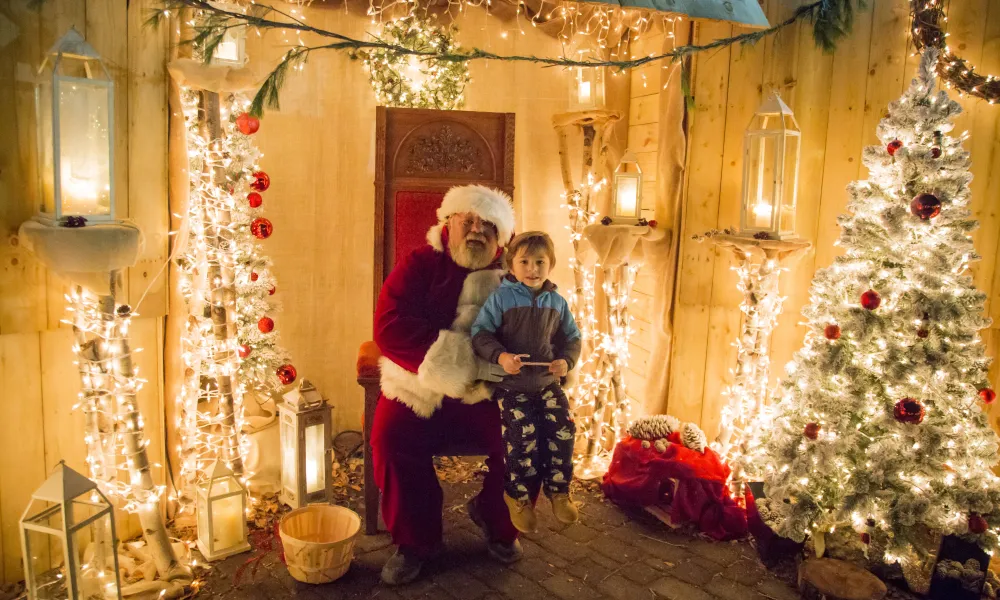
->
[370, 395, 519, 556]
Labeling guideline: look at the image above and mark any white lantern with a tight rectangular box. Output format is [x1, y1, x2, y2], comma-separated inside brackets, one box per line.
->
[740, 92, 801, 240]
[35, 29, 115, 224]
[196, 461, 250, 561]
[20, 462, 122, 600]
[612, 151, 643, 223]
[278, 380, 334, 509]
[207, 2, 248, 67]
[566, 43, 605, 111]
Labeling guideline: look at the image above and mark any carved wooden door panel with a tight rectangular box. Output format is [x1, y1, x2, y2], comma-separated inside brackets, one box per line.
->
[373, 107, 515, 305]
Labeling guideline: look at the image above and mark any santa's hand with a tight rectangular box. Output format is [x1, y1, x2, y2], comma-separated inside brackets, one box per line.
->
[476, 359, 506, 382]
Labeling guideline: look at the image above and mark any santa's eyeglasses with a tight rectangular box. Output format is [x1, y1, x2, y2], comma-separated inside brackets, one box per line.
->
[454, 215, 498, 237]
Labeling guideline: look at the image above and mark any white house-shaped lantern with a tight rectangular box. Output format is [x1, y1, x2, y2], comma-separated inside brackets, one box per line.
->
[566, 42, 606, 111]
[740, 92, 800, 240]
[35, 29, 115, 224]
[612, 151, 643, 223]
[278, 380, 334, 508]
[196, 461, 250, 561]
[20, 462, 122, 600]
[207, 2, 248, 67]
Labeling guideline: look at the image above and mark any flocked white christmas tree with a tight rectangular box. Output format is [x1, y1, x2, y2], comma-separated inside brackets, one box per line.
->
[745, 49, 1000, 562]
[175, 91, 293, 509]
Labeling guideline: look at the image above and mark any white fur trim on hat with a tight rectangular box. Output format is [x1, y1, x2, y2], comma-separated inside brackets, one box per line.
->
[427, 185, 515, 251]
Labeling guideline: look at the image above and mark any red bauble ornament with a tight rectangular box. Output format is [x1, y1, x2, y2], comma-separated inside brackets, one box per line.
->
[824, 324, 841, 340]
[236, 112, 260, 135]
[268, 286, 276, 296]
[648, 220, 658, 228]
[860, 533, 871, 545]
[251, 171, 271, 192]
[250, 271, 259, 282]
[893, 398, 925, 424]
[803, 423, 821, 440]
[969, 513, 989, 534]
[917, 328, 930, 339]
[238, 344, 252, 358]
[247, 192, 263, 208]
[277, 364, 297, 385]
[931, 147, 942, 159]
[251, 218, 273, 239]
[258, 316, 274, 333]
[910, 193, 942, 220]
[979, 388, 996, 404]
[861, 290, 881, 310]
[887, 139, 903, 156]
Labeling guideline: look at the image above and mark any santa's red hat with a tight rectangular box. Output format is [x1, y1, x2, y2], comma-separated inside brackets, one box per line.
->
[427, 185, 515, 251]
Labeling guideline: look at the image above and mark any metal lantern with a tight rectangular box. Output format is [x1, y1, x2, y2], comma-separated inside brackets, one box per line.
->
[207, 2, 248, 67]
[278, 380, 334, 508]
[566, 43, 605, 111]
[740, 92, 801, 239]
[612, 151, 643, 223]
[35, 29, 115, 224]
[20, 463, 122, 600]
[196, 461, 250, 561]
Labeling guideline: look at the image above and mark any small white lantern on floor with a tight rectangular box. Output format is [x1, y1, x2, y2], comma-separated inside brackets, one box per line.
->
[20, 462, 122, 600]
[196, 461, 251, 561]
[207, 2, 248, 67]
[612, 151, 643, 223]
[35, 29, 115, 224]
[278, 380, 334, 508]
[740, 92, 801, 240]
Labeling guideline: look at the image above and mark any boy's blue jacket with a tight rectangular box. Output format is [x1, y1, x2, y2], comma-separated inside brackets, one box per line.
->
[471, 274, 582, 392]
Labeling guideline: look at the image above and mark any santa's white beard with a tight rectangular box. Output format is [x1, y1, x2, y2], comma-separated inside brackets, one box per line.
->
[450, 237, 495, 270]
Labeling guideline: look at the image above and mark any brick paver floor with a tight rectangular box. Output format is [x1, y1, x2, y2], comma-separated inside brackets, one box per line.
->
[194, 458, 813, 600]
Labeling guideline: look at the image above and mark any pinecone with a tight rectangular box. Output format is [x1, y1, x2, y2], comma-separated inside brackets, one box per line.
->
[680, 422, 707, 453]
[628, 415, 681, 440]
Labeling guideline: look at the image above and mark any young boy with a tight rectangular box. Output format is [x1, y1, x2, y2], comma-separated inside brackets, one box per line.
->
[471, 231, 582, 532]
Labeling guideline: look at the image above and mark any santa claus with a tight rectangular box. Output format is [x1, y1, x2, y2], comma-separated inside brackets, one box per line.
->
[371, 184, 521, 585]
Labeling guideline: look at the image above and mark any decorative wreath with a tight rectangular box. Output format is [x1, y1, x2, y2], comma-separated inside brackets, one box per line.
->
[911, 0, 999, 104]
[362, 15, 471, 110]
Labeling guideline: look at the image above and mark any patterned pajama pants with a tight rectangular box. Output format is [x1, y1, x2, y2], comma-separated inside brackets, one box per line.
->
[497, 383, 576, 501]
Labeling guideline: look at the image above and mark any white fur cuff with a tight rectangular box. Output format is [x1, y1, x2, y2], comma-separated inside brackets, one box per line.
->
[418, 329, 478, 399]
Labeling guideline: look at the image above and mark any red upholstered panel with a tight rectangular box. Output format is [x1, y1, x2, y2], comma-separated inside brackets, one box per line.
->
[394, 190, 444, 268]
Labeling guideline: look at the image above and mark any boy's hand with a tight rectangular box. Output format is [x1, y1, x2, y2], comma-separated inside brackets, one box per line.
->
[498, 353, 523, 375]
[549, 359, 569, 377]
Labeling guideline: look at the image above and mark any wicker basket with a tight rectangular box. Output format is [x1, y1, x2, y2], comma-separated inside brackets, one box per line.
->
[279, 505, 361, 584]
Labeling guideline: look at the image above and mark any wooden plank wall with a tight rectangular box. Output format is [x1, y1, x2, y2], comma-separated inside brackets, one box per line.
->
[650, 0, 1000, 438]
[0, 0, 169, 584]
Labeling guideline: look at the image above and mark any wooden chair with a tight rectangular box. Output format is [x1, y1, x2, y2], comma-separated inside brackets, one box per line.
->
[359, 107, 515, 535]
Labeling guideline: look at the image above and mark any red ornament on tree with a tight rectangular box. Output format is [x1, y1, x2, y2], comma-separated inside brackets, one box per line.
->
[258, 316, 274, 333]
[251, 218, 273, 239]
[860, 533, 871, 545]
[931, 147, 942, 159]
[979, 388, 996, 404]
[238, 344, 252, 358]
[247, 192, 263, 208]
[268, 286, 276, 296]
[250, 271, 259, 282]
[236, 112, 260, 135]
[251, 171, 270, 192]
[910, 193, 941, 220]
[277, 364, 297, 385]
[917, 328, 930, 339]
[803, 423, 821, 440]
[969, 513, 988, 534]
[893, 398, 925, 424]
[824, 324, 841, 340]
[861, 290, 881, 310]
[887, 139, 903, 156]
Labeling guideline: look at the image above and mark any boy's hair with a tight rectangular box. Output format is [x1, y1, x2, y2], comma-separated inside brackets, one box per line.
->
[504, 231, 557, 270]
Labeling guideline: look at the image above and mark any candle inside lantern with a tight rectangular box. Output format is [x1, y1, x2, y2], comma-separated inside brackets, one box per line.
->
[578, 78, 592, 105]
[211, 481, 243, 549]
[305, 424, 324, 494]
[753, 201, 772, 228]
[615, 177, 639, 217]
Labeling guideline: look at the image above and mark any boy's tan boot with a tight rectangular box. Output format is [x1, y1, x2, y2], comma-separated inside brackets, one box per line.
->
[503, 493, 538, 533]
[550, 493, 579, 524]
